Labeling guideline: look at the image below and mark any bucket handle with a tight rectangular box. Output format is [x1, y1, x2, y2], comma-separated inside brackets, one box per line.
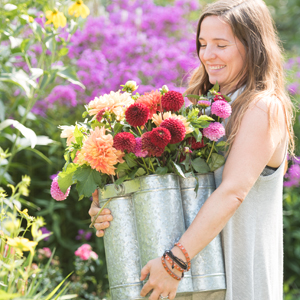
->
[111, 176, 125, 195]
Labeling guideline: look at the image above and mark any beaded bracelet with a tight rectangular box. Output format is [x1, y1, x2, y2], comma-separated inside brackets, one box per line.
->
[174, 242, 191, 271]
[161, 256, 183, 280]
[165, 253, 186, 273]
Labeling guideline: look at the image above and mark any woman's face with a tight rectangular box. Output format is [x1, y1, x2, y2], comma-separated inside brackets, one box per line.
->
[199, 15, 246, 93]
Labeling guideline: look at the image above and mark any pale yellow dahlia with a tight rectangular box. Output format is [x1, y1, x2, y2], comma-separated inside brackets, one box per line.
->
[59, 125, 76, 146]
[88, 91, 134, 121]
[68, 0, 90, 19]
[152, 112, 193, 134]
[45, 8, 66, 28]
[6, 237, 37, 255]
[76, 127, 124, 175]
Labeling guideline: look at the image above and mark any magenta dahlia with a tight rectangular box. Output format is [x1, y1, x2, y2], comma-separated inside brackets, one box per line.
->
[113, 132, 136, 153]
[197, 100, 211, 109]
[188, 137, 206, 150]
[161, 91, 184, 112]
[150, 127, 171, 147]
[141, 132, 165, 157]
[125, 103, 150, 127]
[50, 176, 70, 201]
[133, 137, 148, 157]
[211, 100, 232, 119]
[213, 94, 227, 102]
[160, 118, 186, 144]
[203, 122, 225, 142]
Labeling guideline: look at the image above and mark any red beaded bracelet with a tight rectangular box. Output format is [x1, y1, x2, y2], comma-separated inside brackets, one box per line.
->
[174, 242, 191, 271]
[165, 253, 186, 273]
[161, 256, 182, 281]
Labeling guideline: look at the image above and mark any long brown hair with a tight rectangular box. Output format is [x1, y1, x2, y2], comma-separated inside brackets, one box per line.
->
[185, 0, 295, 155]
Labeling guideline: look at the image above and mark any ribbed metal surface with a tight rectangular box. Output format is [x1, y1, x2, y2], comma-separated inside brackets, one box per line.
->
[99, 195, 142, 300]
[179, 174, 226, 293]
[99, 173, 226, 300]
[132, 174, 193, 294]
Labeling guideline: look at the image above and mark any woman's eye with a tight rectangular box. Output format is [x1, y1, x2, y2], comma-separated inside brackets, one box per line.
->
[218, 45, 227, 48]
[199, 44, 207, 48]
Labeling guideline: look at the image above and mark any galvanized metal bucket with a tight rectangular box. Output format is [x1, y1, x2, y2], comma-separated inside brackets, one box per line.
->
[98, 173, 226, 300]
[179, 174, 226, 293]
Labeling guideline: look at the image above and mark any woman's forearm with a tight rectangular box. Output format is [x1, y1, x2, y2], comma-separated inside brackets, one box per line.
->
[171, 184, 242, 262]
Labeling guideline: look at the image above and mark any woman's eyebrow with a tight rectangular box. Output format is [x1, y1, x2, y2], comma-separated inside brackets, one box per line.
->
[198, 37, 232, 43]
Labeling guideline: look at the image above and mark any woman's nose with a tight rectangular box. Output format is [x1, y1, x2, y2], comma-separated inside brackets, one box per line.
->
[201, 45, 217, 61]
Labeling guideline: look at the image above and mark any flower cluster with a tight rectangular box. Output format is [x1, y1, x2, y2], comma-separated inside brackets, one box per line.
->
[75, 244, 98, 261]
[52, 81, 231, 201]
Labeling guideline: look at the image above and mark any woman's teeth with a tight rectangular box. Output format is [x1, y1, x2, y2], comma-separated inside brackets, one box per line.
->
[209, 65, 226, 70]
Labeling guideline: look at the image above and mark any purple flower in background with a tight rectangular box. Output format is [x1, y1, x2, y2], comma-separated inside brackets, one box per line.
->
[46, 85, 77, 107]
[76, 229, 92, 241]
[287, 83, 299, 95]
[284, 158, 300, 188]
[40, 227, 51, 241]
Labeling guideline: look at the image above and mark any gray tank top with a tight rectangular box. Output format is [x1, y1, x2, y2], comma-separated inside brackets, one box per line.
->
[189, 88, 286, 300]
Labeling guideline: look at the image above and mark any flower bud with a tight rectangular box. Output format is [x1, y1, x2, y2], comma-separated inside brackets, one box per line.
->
[122, 81, 138, 93]
[161, 85, 169, 93]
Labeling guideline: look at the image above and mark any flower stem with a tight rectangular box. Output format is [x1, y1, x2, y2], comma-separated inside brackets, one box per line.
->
[89, 197, 113, 229]
[141, 158, 149, 174]
[206, 141, 215, 163]
[149, 159, 155, 173]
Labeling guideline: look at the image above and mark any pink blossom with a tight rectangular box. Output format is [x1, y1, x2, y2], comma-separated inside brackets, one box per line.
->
[133, 137, 148, 157]
[50, 176, 71, 201]
[211, 100, 232, 119]
[203, 122, 225, 142]
[75, 244, 97, 261]
[197, 100, 211, 108]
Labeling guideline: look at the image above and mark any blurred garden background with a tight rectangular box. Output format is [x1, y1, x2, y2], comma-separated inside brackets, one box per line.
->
[0, 0, 300, 298]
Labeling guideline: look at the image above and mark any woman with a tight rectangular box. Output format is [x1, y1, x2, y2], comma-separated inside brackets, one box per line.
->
[89, 0, 294, 299]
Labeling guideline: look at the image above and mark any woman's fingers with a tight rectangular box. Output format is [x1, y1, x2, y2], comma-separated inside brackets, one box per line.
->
[88, 206, 111, 218]
[96, 230, 105, 237]
[94, 221, 110, 231]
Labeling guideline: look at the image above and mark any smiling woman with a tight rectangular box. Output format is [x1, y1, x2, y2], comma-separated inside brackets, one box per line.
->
[89, 0, 295, 299]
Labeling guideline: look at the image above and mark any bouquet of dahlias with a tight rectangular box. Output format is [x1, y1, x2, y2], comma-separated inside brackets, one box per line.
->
[51, 81, 231, 201]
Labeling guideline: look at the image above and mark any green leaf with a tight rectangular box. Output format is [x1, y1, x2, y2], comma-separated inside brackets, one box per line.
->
[115, 175, 128, 185]
[0, 290, 21, 299]
[44, 272, 73, 300]
[0, 119, 37, 148]
[0, 100, 5, 121]
[191, 157, 210, 174]
[57, 67, 85, 89]
[73, 125, 83, 145]
[156, 166, 168, 175]
[198, 115, 214, 121]
[114, 122, 124, 134]
[24, 148, 53, 165]
[216, 141, 228, 148]
[212, 81, 219, 92]
[73, 166, 102, 198]
[58, 47, 69, 56]
[125, 154, 138, 168]
[116, 162, 130, 173]
[208, 153, 225, 172]
[193, 128, 203, 142]
[185, 94, 200, 100]
[58, 163, 77, 193]
[172, 161, 186, 178]
[135, 167, 146, 177]
[224, 95, 231, 102]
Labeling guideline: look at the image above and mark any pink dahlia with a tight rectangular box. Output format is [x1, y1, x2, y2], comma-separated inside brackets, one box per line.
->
[161, 91, 184, 112]
[213, 94, 227, 102]
[75, 244, 98, 261]
[50, 175, 70, 201]
[96, 109, 106, 122]
[211, 100, 232, 119]
[125, 103, 150, 127]
[136, 90, 161, 118]
[133, 137, 148, 157]
[141, 132, 165, 157]
[160, 118, 186, 144]
[203, 122, 225, 142]
[113, 132, 136, 153]
[197, 100, 211, 109]
[150, 127, 171, 147]
[188, 137, 206, 150]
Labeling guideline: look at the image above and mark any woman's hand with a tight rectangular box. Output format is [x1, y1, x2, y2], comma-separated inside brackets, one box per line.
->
[88, 189, 113, 237]
[140, 257, 180, 300]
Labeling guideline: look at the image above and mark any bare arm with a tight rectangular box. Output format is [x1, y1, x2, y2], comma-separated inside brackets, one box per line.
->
[172, 98, 287, 261]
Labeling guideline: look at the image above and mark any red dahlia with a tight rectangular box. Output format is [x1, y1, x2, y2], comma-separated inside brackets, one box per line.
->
[125, 103, 150, 127]
[188, 137, 206, 150]
[150, 127, 171, 147]
[160, 118, 186, 144]
[141, 132, 165, 157]
[213, 94, 227, 102]
[161, 91, 184, 112]
[113, 132, 136, 153]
